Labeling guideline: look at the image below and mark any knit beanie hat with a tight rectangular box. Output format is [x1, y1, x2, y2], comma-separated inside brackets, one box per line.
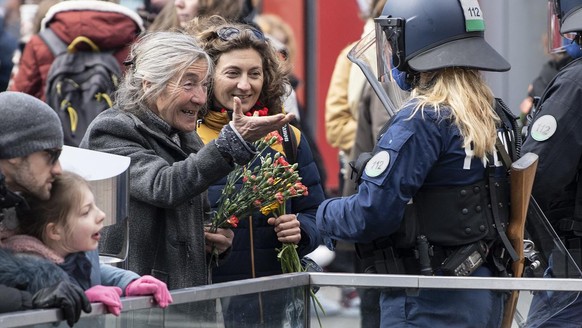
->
[0, 92, 64, 159]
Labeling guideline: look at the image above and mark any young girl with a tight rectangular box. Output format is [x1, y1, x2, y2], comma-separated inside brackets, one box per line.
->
[4, 171, 172, 316]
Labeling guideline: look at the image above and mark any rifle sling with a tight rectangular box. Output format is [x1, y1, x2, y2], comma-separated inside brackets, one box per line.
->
[490, 137, 519, 262]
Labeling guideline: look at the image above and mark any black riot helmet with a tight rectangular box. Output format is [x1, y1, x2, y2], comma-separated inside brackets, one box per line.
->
[548, 0, 582, 54]
[375, 0, 510, 74]
[552, 0, 582, 33]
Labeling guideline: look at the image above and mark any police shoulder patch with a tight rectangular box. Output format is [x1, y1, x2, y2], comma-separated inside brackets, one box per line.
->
[530, 115, 557, 142]
[365, 151, 390, 177]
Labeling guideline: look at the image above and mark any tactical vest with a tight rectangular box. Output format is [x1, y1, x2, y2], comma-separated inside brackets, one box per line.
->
[354, 98, 520, 277]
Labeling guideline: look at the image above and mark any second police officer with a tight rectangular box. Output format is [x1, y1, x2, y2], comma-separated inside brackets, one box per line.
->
[522, 0, 582, 326]
[316, 0, 519, 326]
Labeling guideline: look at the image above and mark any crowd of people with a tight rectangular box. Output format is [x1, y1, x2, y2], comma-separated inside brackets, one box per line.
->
[0, 91, 172, 326]
[1, 0, 582, 327]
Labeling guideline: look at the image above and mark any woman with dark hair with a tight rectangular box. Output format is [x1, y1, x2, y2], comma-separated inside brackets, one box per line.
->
[188, 15, 324, 327]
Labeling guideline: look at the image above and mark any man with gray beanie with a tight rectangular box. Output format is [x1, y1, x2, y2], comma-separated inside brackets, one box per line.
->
[0, 91, 64, 201]
[0, 91, 92, 326]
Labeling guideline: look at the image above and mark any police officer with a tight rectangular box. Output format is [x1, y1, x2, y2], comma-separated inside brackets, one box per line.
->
[316, 0, 517, 326]
[0, 91, 91, 326]
[521, 0, 582, 325]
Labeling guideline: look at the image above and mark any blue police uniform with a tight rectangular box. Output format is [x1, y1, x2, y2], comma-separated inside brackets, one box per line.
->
[317, 100, 509, 327]
[522, 58, 582, 327]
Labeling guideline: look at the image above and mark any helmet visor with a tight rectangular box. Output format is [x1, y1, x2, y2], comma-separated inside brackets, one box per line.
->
[374, 16, 405, 84]
[347, 26, 408, 117]
[548, 0, 577, 53]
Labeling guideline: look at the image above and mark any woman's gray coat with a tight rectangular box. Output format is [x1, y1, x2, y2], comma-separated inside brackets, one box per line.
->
[80, 107, 234, 290]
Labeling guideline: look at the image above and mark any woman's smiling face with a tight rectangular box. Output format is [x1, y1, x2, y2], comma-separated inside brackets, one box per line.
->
[212, 48, 264, 113]
[153, 60, 209, 132]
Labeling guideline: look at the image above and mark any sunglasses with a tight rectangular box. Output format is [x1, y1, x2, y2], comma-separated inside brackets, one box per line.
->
[215, 26, 266, 42]
[44, 148, 62, 166]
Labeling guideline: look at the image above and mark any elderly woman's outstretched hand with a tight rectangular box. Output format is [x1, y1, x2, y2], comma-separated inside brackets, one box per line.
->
[231, 97, 295, 142]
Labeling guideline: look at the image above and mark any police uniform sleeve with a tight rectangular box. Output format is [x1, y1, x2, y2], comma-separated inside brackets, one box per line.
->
[292, 132, 326, 255]
[317, 107, 443, 244]
[521, 65, 582, 210]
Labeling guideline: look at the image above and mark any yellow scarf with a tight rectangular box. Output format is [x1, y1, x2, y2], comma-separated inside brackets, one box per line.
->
[197, 111, 301, 156]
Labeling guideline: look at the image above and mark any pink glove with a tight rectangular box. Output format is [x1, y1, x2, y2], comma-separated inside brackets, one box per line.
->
[85, 285, 123, 316]
[125, 275, 173, 308]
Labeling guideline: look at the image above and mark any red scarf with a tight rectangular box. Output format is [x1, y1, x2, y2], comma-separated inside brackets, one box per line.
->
[215, 102, 269, 117]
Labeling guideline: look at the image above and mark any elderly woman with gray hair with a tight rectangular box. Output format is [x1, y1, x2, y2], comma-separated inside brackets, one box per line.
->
[80, 31, 294, 305]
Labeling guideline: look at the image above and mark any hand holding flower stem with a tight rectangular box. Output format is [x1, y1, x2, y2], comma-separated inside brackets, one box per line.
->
[206, 130, 323, 324]
[270, 203, 324, 326]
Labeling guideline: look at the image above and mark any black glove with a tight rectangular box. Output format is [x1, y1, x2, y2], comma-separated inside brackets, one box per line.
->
[32, 281, 92, 327]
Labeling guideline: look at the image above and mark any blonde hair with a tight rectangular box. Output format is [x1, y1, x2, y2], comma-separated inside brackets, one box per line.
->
[197, 0, 244, 21]
[148, 2, 181, 32]
[149, 0, 246, 33]
[411, 68, 499, 159]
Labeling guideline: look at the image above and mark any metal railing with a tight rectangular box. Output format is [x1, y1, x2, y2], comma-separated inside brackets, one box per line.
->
[1, 273, 581, 327]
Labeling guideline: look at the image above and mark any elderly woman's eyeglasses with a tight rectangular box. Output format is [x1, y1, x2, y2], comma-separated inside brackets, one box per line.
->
[44, 148, 62, 166]
[215, 26, 266, 42]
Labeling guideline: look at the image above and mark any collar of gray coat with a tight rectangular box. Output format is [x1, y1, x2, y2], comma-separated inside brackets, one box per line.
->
[143, 108, 174, 136]
[131, 108, 204, 153]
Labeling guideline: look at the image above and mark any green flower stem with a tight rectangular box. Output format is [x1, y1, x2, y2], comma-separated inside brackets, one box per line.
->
[209, 135, 320, 323]
[275, 204, 323, 327]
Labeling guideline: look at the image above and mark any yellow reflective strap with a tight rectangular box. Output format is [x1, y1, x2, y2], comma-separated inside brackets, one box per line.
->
[66, 106, 78, 133]
[95, 93, 113, 108]
[68, 36, 100, 53]
[63, 78, 79, 88]
[59, 99, 69, 110]
[102, 94, 113, 108]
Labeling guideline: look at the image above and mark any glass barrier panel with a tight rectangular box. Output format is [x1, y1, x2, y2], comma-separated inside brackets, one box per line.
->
[4, 273, 582, 328]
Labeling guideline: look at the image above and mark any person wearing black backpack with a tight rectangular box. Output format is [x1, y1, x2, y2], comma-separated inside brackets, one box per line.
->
[10, 0, 144, 146]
